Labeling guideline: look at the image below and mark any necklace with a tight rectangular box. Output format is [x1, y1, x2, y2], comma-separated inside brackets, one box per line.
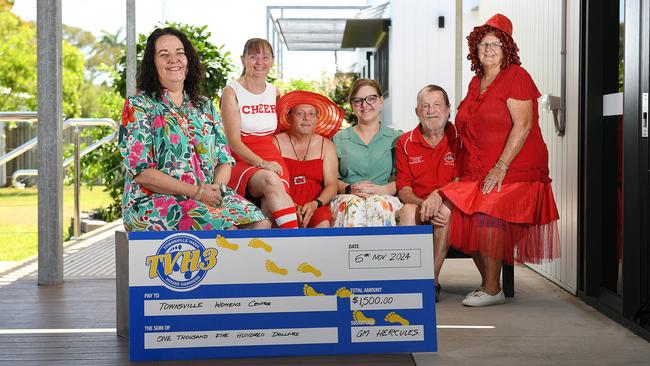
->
[289, 134, 312, 160]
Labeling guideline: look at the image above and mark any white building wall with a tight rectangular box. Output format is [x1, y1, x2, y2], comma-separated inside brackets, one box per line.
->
[477, 0, 580, 293]
[461, 3, 480, 99]
[386, 0, 456, 131]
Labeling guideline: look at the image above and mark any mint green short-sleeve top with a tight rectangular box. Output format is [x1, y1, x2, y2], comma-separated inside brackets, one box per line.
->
[333, 124, 402, 185]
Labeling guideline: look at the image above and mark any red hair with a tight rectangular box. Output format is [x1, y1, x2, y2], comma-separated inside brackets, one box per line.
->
[466, 26, 520, 76]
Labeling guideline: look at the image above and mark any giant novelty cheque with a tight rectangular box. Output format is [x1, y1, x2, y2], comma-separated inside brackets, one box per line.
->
[128, 226, 437, 361]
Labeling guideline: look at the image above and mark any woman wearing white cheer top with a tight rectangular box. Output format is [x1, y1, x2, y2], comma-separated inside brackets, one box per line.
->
[221, 38, 297, 228]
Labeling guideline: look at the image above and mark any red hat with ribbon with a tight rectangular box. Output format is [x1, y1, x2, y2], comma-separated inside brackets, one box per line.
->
[276, 90, 344, 139]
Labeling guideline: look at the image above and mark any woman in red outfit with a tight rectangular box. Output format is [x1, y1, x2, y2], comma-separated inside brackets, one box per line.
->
[434, 14, 560, 306]
[274, 91, 343, 227]
[221, 39, 298, 228]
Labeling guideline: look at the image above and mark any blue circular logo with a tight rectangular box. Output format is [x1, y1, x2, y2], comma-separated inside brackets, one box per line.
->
[155, 234, 215, 291]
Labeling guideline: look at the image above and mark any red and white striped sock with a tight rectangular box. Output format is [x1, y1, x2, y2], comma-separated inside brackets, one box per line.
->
[272, 207, 298, 229]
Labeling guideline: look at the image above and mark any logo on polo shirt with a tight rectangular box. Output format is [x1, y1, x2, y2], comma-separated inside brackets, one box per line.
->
[409, 156, 425, 164]
[443, 152, 456, 165]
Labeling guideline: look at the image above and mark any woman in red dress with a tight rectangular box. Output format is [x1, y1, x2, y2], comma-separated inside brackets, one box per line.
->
[273, 91, 343, 227]
[435, 14, 560, 306]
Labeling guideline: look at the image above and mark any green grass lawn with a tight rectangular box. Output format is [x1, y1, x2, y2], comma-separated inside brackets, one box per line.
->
[0, 186, 113, 261]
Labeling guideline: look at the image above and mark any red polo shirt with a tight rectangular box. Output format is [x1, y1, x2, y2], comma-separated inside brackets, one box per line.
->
[396, 122, 461, 199]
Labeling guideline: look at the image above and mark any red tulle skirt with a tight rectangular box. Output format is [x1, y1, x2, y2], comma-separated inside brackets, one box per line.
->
[440, 180, 560, 264]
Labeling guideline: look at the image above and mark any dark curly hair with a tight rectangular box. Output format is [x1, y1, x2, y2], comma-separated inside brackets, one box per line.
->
[137, 27, 205, 107]
[466, 25, 521, 76]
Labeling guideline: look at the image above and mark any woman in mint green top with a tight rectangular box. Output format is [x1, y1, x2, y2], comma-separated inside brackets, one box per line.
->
[330, 79, 403, 227]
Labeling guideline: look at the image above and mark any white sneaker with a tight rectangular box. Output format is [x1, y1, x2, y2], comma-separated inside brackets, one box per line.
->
[462, 289, 506, 307]
[465, 287, 483, 298]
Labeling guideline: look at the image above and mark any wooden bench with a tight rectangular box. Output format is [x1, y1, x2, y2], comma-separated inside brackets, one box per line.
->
[115, 230, 129, 338]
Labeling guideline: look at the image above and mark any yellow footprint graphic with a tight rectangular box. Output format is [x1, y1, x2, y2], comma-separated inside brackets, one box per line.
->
[297, 262, 322, 277]
[216, 235, 238, 251]
[248, 238, 272, 252]
[353, 310, 376, 325]
[385, 311, 409, 326]
[303, 284, 325, 296]
[335, 287, 353, 298]
[265, 260, 288, 275]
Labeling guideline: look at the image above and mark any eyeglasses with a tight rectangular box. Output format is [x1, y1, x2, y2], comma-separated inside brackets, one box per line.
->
[477, 41, 503, 50]
[293, 111, 318, 119]
[351, 94, 379, 107]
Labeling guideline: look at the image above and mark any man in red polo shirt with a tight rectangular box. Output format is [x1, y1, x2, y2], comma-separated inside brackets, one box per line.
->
[396, 84, 461, 302]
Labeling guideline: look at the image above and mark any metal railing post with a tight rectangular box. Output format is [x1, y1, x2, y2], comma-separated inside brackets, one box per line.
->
[73, 126, 81, 238]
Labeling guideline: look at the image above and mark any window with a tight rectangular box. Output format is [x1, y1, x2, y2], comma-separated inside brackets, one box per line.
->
[374, 34, 389, 96]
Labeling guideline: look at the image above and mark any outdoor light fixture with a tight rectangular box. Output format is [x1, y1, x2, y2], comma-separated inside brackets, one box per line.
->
[438, 16, 445, 28]
[540, 94, 565, 136]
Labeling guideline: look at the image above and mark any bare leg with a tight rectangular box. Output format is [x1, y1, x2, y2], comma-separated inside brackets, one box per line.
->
[248, 170, 295, 222]
[482, 227, 504, 294]
[433, 221, 450, 287]
[483, 255, 503, 295]
[471, 252, 486, 288]
[397, 203, 419, 226]
[239, 219, 272, 230]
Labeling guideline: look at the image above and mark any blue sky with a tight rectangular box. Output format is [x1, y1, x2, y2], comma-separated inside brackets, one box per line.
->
[12, 0, 367, 80]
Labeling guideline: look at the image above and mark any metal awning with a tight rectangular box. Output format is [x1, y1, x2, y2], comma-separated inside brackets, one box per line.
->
[341, 18, 391, 49]
[276, 18, 348, 51]
[266, 4, 390, 77]
[267, 6, 368, 52]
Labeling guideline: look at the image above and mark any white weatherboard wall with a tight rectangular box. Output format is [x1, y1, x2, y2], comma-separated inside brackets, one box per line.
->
[386, 0, 456, 131]
[476, 0, 579, 293]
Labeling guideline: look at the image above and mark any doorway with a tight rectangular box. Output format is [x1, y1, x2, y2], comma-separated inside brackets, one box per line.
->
[580, 0, 649, 338]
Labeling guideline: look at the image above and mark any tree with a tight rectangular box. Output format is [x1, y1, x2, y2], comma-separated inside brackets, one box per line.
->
[0, 0, 14, 11]
[0, 11, 85, 117]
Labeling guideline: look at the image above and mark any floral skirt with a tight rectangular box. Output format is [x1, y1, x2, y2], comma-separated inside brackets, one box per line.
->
[123, 186, 267, 231]
[329, 194, 402, 227]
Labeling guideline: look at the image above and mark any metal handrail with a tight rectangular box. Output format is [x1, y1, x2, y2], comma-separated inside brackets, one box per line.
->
[11, 127, 118, 186]
[0, 111, 39, 122]
[0, 112, 39, 167]
[0, 115, 118, 238]
[1, 118, 117, 169]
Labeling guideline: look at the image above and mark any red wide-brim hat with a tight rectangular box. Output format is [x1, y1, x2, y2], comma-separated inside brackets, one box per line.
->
[276, 90, 344, 139]
[474, 13, 513, 38]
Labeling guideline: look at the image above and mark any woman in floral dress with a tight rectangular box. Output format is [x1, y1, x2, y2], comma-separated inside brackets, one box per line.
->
[119, 28, 269, 231]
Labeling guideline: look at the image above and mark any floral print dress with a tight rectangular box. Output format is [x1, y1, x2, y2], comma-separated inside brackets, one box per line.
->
[119, 90, 266, 231]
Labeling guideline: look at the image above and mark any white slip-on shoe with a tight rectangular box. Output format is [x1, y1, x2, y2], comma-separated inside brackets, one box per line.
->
[465, 287, 483, 298]
[462, 289, 506, 307]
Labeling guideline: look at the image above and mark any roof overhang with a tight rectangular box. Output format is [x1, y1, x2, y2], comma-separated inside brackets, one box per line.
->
[276, 18, 348, 51]
[341, 18, 391, 49]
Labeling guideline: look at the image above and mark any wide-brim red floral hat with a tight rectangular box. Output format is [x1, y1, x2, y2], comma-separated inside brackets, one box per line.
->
[276, 90, 344, 139]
